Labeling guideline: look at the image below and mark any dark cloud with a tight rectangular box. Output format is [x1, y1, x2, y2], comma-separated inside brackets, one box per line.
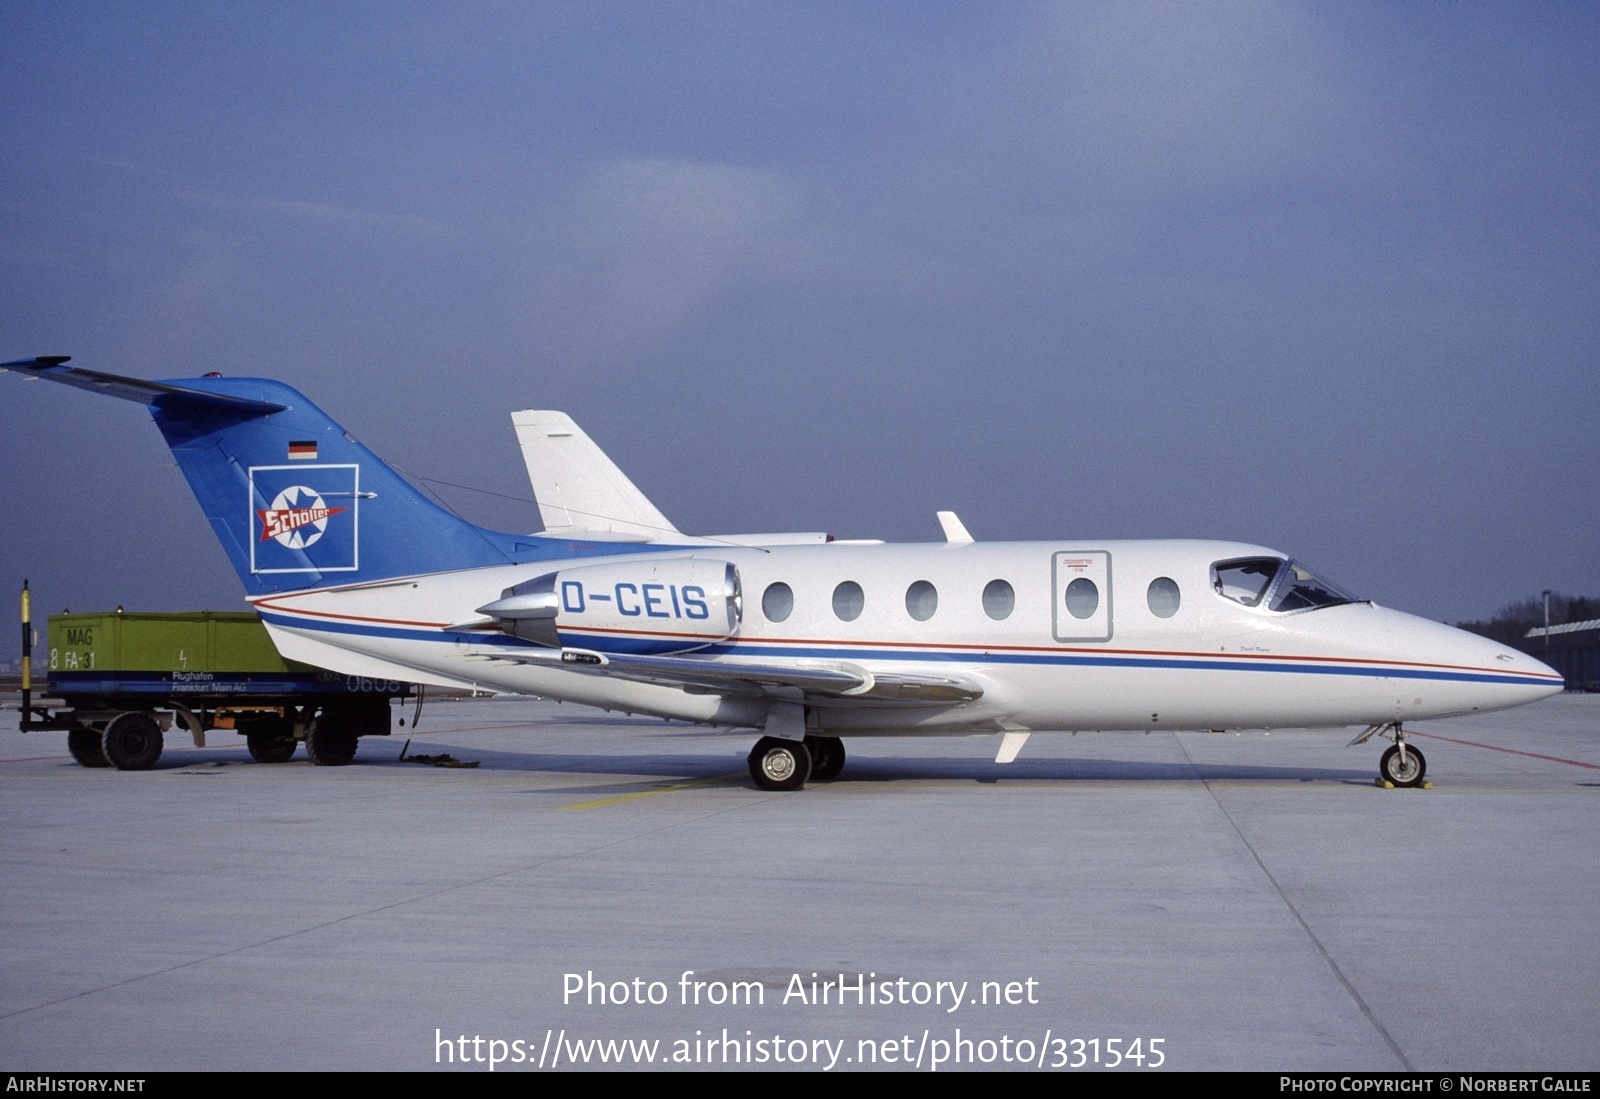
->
[1, 1, 1596, 646]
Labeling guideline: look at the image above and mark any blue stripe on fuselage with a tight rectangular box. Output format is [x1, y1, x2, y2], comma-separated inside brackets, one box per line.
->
[256, 612, 1555, 688]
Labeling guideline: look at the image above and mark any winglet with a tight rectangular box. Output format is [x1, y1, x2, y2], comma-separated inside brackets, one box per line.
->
[937, 510, 974, 544]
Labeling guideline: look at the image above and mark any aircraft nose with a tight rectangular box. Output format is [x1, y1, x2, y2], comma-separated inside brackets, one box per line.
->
[1367, 610, 1567, 717]
[1454, 627, 1565, 706]
[1499, 645, 1565, 693]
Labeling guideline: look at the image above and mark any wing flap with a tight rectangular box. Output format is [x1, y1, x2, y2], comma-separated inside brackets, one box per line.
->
[464, 648, 983, 705]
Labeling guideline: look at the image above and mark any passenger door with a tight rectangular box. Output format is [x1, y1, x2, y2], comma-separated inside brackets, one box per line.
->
[1052, 550, 1112, 643]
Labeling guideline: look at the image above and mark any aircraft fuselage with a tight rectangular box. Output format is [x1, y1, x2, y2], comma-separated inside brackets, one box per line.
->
[253, 538, 1560, 735]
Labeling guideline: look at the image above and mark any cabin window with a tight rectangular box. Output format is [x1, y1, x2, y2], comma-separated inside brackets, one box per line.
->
[832, 581, 865, 621]
[762, 582, 793, 623]
[983, 579, 1014, 620]
[1147, 577, 1181, 618]
[905, 580, 938, 621]
[1064, 577, 1099, 619]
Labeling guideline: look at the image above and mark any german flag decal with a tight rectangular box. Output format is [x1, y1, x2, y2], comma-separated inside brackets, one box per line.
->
[288, 440, 318, 460]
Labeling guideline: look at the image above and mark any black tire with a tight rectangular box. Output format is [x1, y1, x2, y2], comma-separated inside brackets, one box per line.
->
[305, 709, 358, 766]
[341, 698, 392, 738]
[245, 719, 297, 764]
[102, 712, 163, 771]
[1380, 744, 1426, 787]
[68, 726, 110, 768]
[748, 736, 811, 791]
[805, 735, 846, 781]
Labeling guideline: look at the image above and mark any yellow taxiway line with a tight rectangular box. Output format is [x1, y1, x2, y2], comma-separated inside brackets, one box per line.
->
[560, 771, 744, 810]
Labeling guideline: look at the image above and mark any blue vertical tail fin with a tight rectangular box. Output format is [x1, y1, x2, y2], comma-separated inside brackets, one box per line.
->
[5, 358, 550, 595]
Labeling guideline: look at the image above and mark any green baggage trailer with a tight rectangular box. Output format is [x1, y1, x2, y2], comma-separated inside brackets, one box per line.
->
[20, 595, 414, 770]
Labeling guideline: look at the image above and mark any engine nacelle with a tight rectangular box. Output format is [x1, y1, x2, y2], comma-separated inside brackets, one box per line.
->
[477, 558, 742, 654]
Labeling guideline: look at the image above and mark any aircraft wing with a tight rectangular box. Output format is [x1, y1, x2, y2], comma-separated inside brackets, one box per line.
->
[510, 409, 836, 548]
[511, 410, 678, 540]
[465, 648, 984, 706]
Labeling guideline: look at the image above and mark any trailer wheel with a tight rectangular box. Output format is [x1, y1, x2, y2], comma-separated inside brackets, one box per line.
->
[305, 710, 358, 766]
[68, 726, 110, 768]
[102, 712, 163, 771]
[245, 720, 297, 764]
[344, 697, 392, 737]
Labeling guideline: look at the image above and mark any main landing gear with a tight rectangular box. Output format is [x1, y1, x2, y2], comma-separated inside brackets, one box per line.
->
[747, 735, 846, 791]
[1350, 722, 1427, 788]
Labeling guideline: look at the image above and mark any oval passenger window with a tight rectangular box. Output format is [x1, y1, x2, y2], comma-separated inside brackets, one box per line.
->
[832, 581, 865, 622]
[1147, 577, 1180, 618]
[983, 579, 1014, 620]
[762, 582, 793, 623]
[1065, 577, 1099, 620]
[905, 580, 938, 622]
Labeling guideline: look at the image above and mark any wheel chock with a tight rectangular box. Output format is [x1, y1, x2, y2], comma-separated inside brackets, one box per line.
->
[1373, 777, 1432, 790]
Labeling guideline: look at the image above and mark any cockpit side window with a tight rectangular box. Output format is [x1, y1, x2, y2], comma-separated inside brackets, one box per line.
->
[1268, 563, 1358, 613]
[1212, 557, 1282, 607]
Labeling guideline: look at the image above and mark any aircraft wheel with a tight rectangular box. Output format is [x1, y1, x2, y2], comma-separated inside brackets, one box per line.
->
[245, 720, 297, 763]
[1380, 743, 1426, 787]
[749, 736, 811, 791]
[68, 726, 110, 768]
[805, 735, 846, 781]
[305, 710, 358, 766]
[101, 712, 163, 771]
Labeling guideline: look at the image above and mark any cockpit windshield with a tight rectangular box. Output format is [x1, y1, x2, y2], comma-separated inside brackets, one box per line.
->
[1268, 562, 1359, 612]
[1212, 557, 1360, 614]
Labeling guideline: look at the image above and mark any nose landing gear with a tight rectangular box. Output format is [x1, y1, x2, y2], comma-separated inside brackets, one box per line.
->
[1351, 722, 1428, 788]
[1379, 742, 1426, 786]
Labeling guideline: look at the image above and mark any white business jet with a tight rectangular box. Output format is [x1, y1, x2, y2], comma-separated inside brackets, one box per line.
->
[5, 356, 1563, 789]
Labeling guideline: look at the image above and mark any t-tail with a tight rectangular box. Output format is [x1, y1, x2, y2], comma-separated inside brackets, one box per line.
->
[3, 357, 604, 595]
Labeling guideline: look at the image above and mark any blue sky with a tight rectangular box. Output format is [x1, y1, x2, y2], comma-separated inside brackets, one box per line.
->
[3, 1, 1596, 641]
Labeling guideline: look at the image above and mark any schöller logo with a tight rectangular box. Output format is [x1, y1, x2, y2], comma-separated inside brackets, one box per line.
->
[248, 464, 360, 574]
[258, 486, 349, 549]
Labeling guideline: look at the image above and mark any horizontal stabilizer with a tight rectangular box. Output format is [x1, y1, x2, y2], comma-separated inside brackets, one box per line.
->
[2, 357, 286, 415]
